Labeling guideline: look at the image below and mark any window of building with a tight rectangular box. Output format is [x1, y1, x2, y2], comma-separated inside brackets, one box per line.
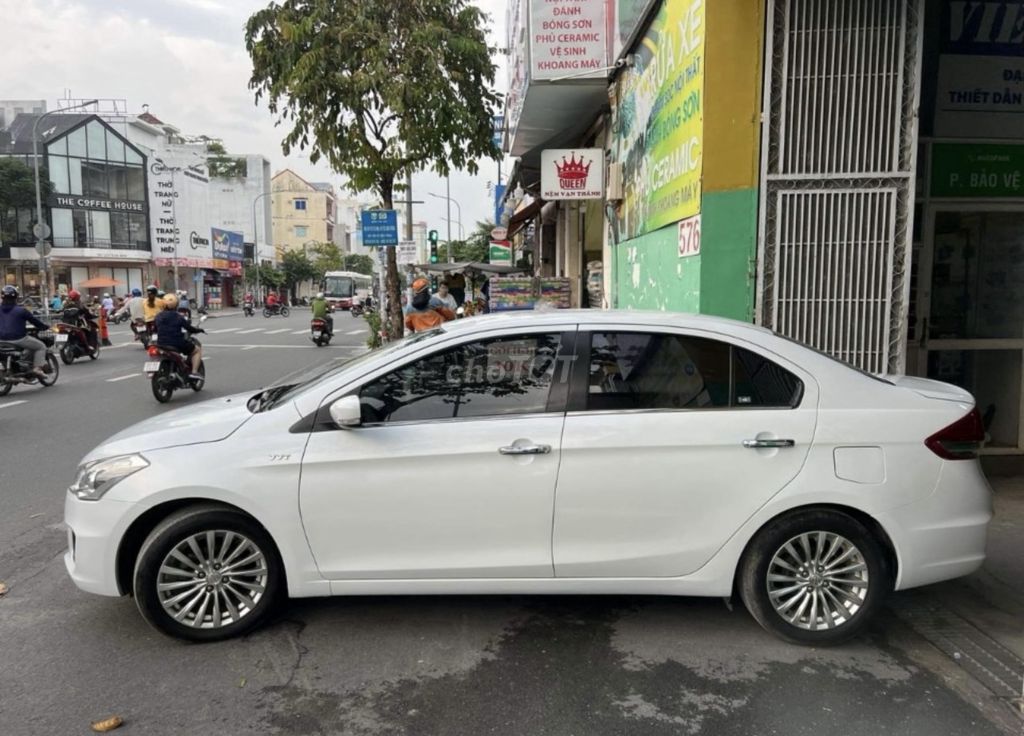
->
[110, 212, 130, 247]
[105, 130, 125, 163]
[72, 210, 87, 247]
[82, 161, 109, 198]
[86, 122, 106, 160]
[359, 333, 562, 424]
[66, 126, 86, 158]
[68, 157, 83, 195]
[87, 210, 111, 246]
[126, 166, 145, 200]
[52, 208, 74, 246]
[294, 225, 308, 237]
[108, 167, 128, 200]
[584, 333, 802, 412]
[294, 199, 307, 211]
[48, 155, 70, 193]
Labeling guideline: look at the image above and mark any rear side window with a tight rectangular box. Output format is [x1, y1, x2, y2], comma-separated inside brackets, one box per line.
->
[584, 333, 802, 411]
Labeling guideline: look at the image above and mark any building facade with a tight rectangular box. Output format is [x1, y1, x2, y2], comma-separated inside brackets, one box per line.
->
[271, 169, 338, 257]
[502, 0, 1024, 457]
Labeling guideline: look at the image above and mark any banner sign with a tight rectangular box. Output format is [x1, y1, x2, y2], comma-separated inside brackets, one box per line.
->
[931, 143, 1024, 197]
[494, 183, 508, 224]
[361, 209, 399, 246]
[935, 0, 1024, 138]
[211, 228, 244, 260]
[613, 0, 705, 239]
[489, 240, 513, 265]
[530, 0, 609, 80]
[397, 240, 418, 265]
[541, 149, 604, 200]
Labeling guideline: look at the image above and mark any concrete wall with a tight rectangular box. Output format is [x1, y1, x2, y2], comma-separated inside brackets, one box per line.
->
[271, 170, 334, 254]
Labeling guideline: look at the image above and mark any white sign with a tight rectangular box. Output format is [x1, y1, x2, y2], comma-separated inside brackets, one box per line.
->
[490, 226, 508, 240]
[397, 240, 418, 265]
[678, 214, 701, 258]
[529, 0, 608, 80]
[148, 151, 211, 261]
[541, 148, 604, 200]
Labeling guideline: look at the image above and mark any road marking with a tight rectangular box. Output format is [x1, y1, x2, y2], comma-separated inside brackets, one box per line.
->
[241, 346, 257, 351]
[0, 400, 28, 409]
[346, 329, 364, 335]
[237, 328, 264, 334]
[265, 328, 291, 334]
[202, 343, 364, 350]
[209, 327, 241, 333]
[106, 374, 138, 382]
[291, 329, 308, 335]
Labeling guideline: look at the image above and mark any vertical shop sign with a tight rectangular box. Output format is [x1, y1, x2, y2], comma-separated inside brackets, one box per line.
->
[613, 0, 705, 239]
[530, 0, 609, 80]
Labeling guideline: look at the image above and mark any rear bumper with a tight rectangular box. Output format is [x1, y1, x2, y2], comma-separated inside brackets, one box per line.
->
[880, 459, 993, 590]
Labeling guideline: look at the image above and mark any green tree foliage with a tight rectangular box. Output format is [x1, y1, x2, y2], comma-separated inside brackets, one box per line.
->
[245, 0, 500, 337]
[244, 263, 286, 290]
[281, 249, 318, 300]
[204, 139, 247, 178]
[0, 158, 51, 241]
[450, 220, 497, 262]
[342, 254, 375, 275]
[308, 241, 343, 277]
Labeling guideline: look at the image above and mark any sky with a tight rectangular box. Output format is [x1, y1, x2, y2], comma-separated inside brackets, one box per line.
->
[0, 0, 510, 238]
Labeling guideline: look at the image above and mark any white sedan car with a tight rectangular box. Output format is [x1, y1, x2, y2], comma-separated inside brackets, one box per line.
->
[64, 311, 992, 645]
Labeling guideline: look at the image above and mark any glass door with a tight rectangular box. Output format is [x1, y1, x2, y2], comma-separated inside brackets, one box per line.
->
[917, 207, 1024, 452]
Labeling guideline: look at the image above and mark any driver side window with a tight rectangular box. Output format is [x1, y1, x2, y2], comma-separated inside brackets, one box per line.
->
[359, 333, 563, 424]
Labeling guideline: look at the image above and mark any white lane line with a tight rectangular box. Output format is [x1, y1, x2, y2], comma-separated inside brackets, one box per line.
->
[265, 328, 291, 334]
[241, 346, 257, 351]
[237, 328, 264, 334]
[209, 327, 241, 333]
[346, 329, 364, 335]
[291, 329, 308, 335]
[106, 374, 138, 382]
[0, 400, 28, 409]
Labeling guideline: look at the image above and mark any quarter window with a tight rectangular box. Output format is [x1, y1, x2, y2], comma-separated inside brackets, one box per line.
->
[585, 333, 802, 411]
[359, 333, 563, 424]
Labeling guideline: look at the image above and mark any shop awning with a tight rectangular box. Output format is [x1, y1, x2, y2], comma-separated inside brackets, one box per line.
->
[507, 197, 544, 238]
[412, 261, 529, 275]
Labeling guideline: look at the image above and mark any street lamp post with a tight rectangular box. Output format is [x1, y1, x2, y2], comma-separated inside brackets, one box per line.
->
[427, 191, 462, 261]
[33, 99, 98, 319]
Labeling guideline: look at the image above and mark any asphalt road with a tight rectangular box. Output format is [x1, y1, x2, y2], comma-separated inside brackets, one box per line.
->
[0, 310, 1015, 736]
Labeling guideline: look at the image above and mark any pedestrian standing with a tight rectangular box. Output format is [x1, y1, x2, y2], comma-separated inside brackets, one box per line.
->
[446, 271, 467, 307]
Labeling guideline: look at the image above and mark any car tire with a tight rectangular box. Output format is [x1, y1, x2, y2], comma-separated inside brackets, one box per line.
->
[738, 510, 889, 646]
[133, 504, 284, 642]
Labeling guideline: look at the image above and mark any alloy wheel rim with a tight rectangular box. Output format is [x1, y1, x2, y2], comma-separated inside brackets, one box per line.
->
[156, 530, 268, 629]
[766, 531, 869, 631]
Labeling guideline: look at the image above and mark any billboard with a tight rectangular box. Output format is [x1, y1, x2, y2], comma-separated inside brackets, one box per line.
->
[541, 149, 604, 200]
[211, 228, 244, 260]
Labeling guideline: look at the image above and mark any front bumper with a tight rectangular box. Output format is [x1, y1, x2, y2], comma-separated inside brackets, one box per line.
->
[63, 490, 137, 597]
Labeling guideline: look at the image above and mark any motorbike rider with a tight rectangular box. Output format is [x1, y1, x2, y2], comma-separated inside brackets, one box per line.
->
[154, 293, 205, 380]
[404, 278, 454, 333]
[62, 289, 100, 352]
[142, 285, 164, 324]
[115, 288, 146, 321]
[266, 291, 280, 314]
[0, 285, 49, 377]
[310, 292, 333, 335]
[100, 292, 115, 313]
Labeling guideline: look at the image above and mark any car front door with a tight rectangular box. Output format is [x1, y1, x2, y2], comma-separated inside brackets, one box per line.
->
[552, 329, 818, 578]
[298, 328, 574, 580]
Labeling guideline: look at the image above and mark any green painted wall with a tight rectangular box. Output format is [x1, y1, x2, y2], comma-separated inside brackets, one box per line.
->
[699, 188, 757, 321]
[613, 225, 701, 312]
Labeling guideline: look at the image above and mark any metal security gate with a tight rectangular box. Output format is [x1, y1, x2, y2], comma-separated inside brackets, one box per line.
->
[757, 0, 923, 374]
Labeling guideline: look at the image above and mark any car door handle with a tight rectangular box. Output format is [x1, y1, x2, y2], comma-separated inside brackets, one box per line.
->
[742, 438, 795, 449]
[498, 444, 552, 455]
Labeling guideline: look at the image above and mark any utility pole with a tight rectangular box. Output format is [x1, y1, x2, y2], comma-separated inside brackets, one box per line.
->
[405, 171, 413, 242]
[445, 174, 452, 262]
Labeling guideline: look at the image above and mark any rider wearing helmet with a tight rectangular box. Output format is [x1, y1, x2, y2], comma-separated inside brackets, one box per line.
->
[404, 278, 454, 333]
[142, 285, 164, 323]
[0, 285, 49, 377]
[310, 291, 333, 335]
[115, 286, 146, 322]
[100, 292, 114, 313]
[62, 289, 100, 352]
[154, 293, 205, 379]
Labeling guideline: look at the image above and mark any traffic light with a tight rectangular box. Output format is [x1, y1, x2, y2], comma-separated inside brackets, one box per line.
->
[428, 229, 439, 263]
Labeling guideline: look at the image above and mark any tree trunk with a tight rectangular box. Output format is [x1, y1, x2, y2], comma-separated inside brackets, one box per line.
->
[381, 183, 404, 340]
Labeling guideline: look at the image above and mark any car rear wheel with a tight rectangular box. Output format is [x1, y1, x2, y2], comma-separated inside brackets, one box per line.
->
[133, 505, 283, 642]
[739, 510, 888, 645]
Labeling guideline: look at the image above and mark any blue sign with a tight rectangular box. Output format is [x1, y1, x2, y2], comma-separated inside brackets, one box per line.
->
[494, 184, 507, 224]
[492, 115, 504, 150]
[211, 228, 244, 260]
[361, 209, 399, 246]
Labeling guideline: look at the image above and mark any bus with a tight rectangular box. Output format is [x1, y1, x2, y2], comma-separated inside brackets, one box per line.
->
[322, 270, 373, 310]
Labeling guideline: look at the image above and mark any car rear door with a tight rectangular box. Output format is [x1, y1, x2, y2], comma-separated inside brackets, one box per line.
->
[298, 327, 575, 580]
[552, 327, 818, 578]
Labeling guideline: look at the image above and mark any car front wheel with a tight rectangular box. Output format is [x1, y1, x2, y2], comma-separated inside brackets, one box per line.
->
[739, 510, 888, 646]
[133, 505, 283, 642]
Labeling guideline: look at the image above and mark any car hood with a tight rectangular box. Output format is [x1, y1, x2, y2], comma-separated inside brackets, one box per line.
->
[82, 391, 256, 463]
[886, 375, 975, 404]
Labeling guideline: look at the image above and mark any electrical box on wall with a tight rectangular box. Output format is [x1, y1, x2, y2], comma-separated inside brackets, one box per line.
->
[606, 162, 623, 201]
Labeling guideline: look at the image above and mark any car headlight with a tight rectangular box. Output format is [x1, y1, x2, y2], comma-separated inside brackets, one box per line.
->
[69, 454, 149, 501]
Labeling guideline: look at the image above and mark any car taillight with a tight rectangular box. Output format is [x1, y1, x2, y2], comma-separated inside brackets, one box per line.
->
[925, 408, 984, 460]
[147, 345, 160, 358]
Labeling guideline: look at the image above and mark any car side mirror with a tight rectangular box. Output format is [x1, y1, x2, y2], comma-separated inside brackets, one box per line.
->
[329, 395, 362, 428]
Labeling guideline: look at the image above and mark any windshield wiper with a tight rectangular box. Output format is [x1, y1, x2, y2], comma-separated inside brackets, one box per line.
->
[248, 384, 295, 413]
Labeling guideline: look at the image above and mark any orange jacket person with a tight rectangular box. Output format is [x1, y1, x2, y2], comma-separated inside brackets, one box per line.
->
[404, 278, 454, 333]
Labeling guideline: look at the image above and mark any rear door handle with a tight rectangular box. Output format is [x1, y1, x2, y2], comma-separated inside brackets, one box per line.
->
[742, 438, 795, 449]
[499, 444, 551, 455]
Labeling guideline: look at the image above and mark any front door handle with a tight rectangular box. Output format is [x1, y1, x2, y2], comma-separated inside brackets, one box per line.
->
[742, 438, 795, 449]
[499, 444, 551, 455]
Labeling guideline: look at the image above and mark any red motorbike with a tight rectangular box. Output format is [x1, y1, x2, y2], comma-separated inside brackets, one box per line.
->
[53, 309, 99, 364]
[310, 317, 332, 347]
[144, 315, 208, 403]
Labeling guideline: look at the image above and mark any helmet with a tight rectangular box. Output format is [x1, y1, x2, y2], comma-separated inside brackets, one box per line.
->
[131, 288, 142, 297]
[163, 293, 179, 309]
[411, 278, 430, 294]
[146, 284, 158, 294]
[316, 292, 324, 299]
[157, 290, 166, 298]
[1, 285, 17, 300]
[68, 289, 81, 300]
[103, 292, 110, 298]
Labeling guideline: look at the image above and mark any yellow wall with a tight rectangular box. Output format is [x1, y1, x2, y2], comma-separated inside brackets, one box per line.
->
[703, 0, 764, 193]
[271, 170, 334, 254]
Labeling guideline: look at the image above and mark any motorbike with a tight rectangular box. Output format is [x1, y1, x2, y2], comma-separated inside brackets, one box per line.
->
[0, 326, 60, 395]
[145, 315, 208, 403]
[130, 319, 156, 348]
[310, 317, 332, 347]
[263, 304, 290, 318]
[53, 310, 100, 364]
[243, 301, 255, 317]
[112, 309, 131, 324]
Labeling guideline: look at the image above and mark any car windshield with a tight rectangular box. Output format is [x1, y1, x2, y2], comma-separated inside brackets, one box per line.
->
[247, 327, 445, 412]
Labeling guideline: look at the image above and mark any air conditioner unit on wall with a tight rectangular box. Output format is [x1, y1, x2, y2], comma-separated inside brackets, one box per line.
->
[606, 162, 623, 201]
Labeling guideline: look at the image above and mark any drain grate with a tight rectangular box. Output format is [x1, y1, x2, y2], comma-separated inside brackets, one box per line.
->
[890, 595, 1024, 711]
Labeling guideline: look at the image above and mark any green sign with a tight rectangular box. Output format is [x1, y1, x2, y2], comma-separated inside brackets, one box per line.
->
[489, 241, 512, 265]
[931, 143, 1024, 197]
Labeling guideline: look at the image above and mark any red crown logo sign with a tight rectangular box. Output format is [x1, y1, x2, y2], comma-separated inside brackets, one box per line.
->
[555, 154, 591, 190]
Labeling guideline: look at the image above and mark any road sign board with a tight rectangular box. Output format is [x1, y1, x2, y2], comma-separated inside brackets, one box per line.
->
[35, 241, 52, 257]
[397, 240, 417, 265]
[33, 223, 51, 239]
[489, 240, 512, 266]
[360, 210, 399, 246]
